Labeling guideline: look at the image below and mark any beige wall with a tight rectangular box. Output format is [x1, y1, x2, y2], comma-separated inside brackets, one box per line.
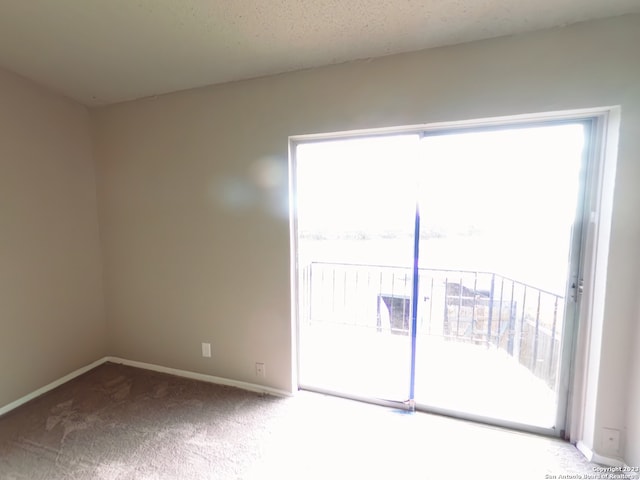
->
[0, 68, 106, 408]
[91, 15, 640, 463]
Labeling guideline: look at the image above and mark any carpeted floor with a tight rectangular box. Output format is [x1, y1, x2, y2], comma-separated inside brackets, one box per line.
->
[0, 362, 622, 479]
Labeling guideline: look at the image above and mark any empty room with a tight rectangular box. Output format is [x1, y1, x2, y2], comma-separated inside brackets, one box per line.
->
[1, 1, 639, 479]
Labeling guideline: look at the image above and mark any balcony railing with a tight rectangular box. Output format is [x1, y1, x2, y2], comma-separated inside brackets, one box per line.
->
[300, 261, 564, 391]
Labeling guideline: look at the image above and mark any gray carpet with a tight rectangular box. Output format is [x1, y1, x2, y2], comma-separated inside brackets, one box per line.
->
[0, 362, 616, 479]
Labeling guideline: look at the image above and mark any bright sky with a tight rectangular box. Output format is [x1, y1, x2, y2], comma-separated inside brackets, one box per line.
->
[296, 134, 419, 234]
[296, 123, 585, 293]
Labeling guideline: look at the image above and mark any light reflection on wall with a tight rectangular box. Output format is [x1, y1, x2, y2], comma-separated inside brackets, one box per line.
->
[210, 155, 289, 219]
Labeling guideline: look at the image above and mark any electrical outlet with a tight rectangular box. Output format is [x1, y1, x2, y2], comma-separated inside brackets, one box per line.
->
[602, 428, 620, 454]
[201, 342, 211, 358]
[255, 362, 265, 378]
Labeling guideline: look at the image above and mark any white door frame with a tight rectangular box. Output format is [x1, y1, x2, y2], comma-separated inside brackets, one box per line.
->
[289, 106, 620, 441]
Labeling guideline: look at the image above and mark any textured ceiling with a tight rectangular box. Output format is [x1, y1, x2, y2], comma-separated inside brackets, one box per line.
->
[0, 1, 638, 106]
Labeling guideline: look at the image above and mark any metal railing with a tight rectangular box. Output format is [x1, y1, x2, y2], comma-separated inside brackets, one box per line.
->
[300, 261, 565, 391]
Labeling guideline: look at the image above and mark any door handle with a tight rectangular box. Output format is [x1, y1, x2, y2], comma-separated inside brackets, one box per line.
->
[571, 279, 584, 300]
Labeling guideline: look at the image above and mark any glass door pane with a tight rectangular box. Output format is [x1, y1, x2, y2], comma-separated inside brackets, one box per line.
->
[414, 123, 585, 428]
[296, 134, 419, 402]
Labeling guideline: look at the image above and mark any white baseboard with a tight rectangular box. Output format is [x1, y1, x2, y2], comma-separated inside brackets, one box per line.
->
[105, 356, 292, 398]
[577, 440, 595, 462]
[0, 357, 110, 417]
[576, 440, 633, 469]
[0, 356, 291, 418]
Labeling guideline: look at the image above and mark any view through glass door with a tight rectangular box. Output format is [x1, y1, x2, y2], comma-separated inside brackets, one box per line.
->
[414, 123, 586, 429]
[294, 120, 587, 432]
[295, 134, 419, 402]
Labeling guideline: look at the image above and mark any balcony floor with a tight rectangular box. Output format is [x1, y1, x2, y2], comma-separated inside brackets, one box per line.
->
[299, 322, 557, 429]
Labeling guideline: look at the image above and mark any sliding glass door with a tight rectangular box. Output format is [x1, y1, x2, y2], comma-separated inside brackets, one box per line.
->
[295, 134, 419, 402]
[414, 123, 586, 429]
[293, 119, 587, 433]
